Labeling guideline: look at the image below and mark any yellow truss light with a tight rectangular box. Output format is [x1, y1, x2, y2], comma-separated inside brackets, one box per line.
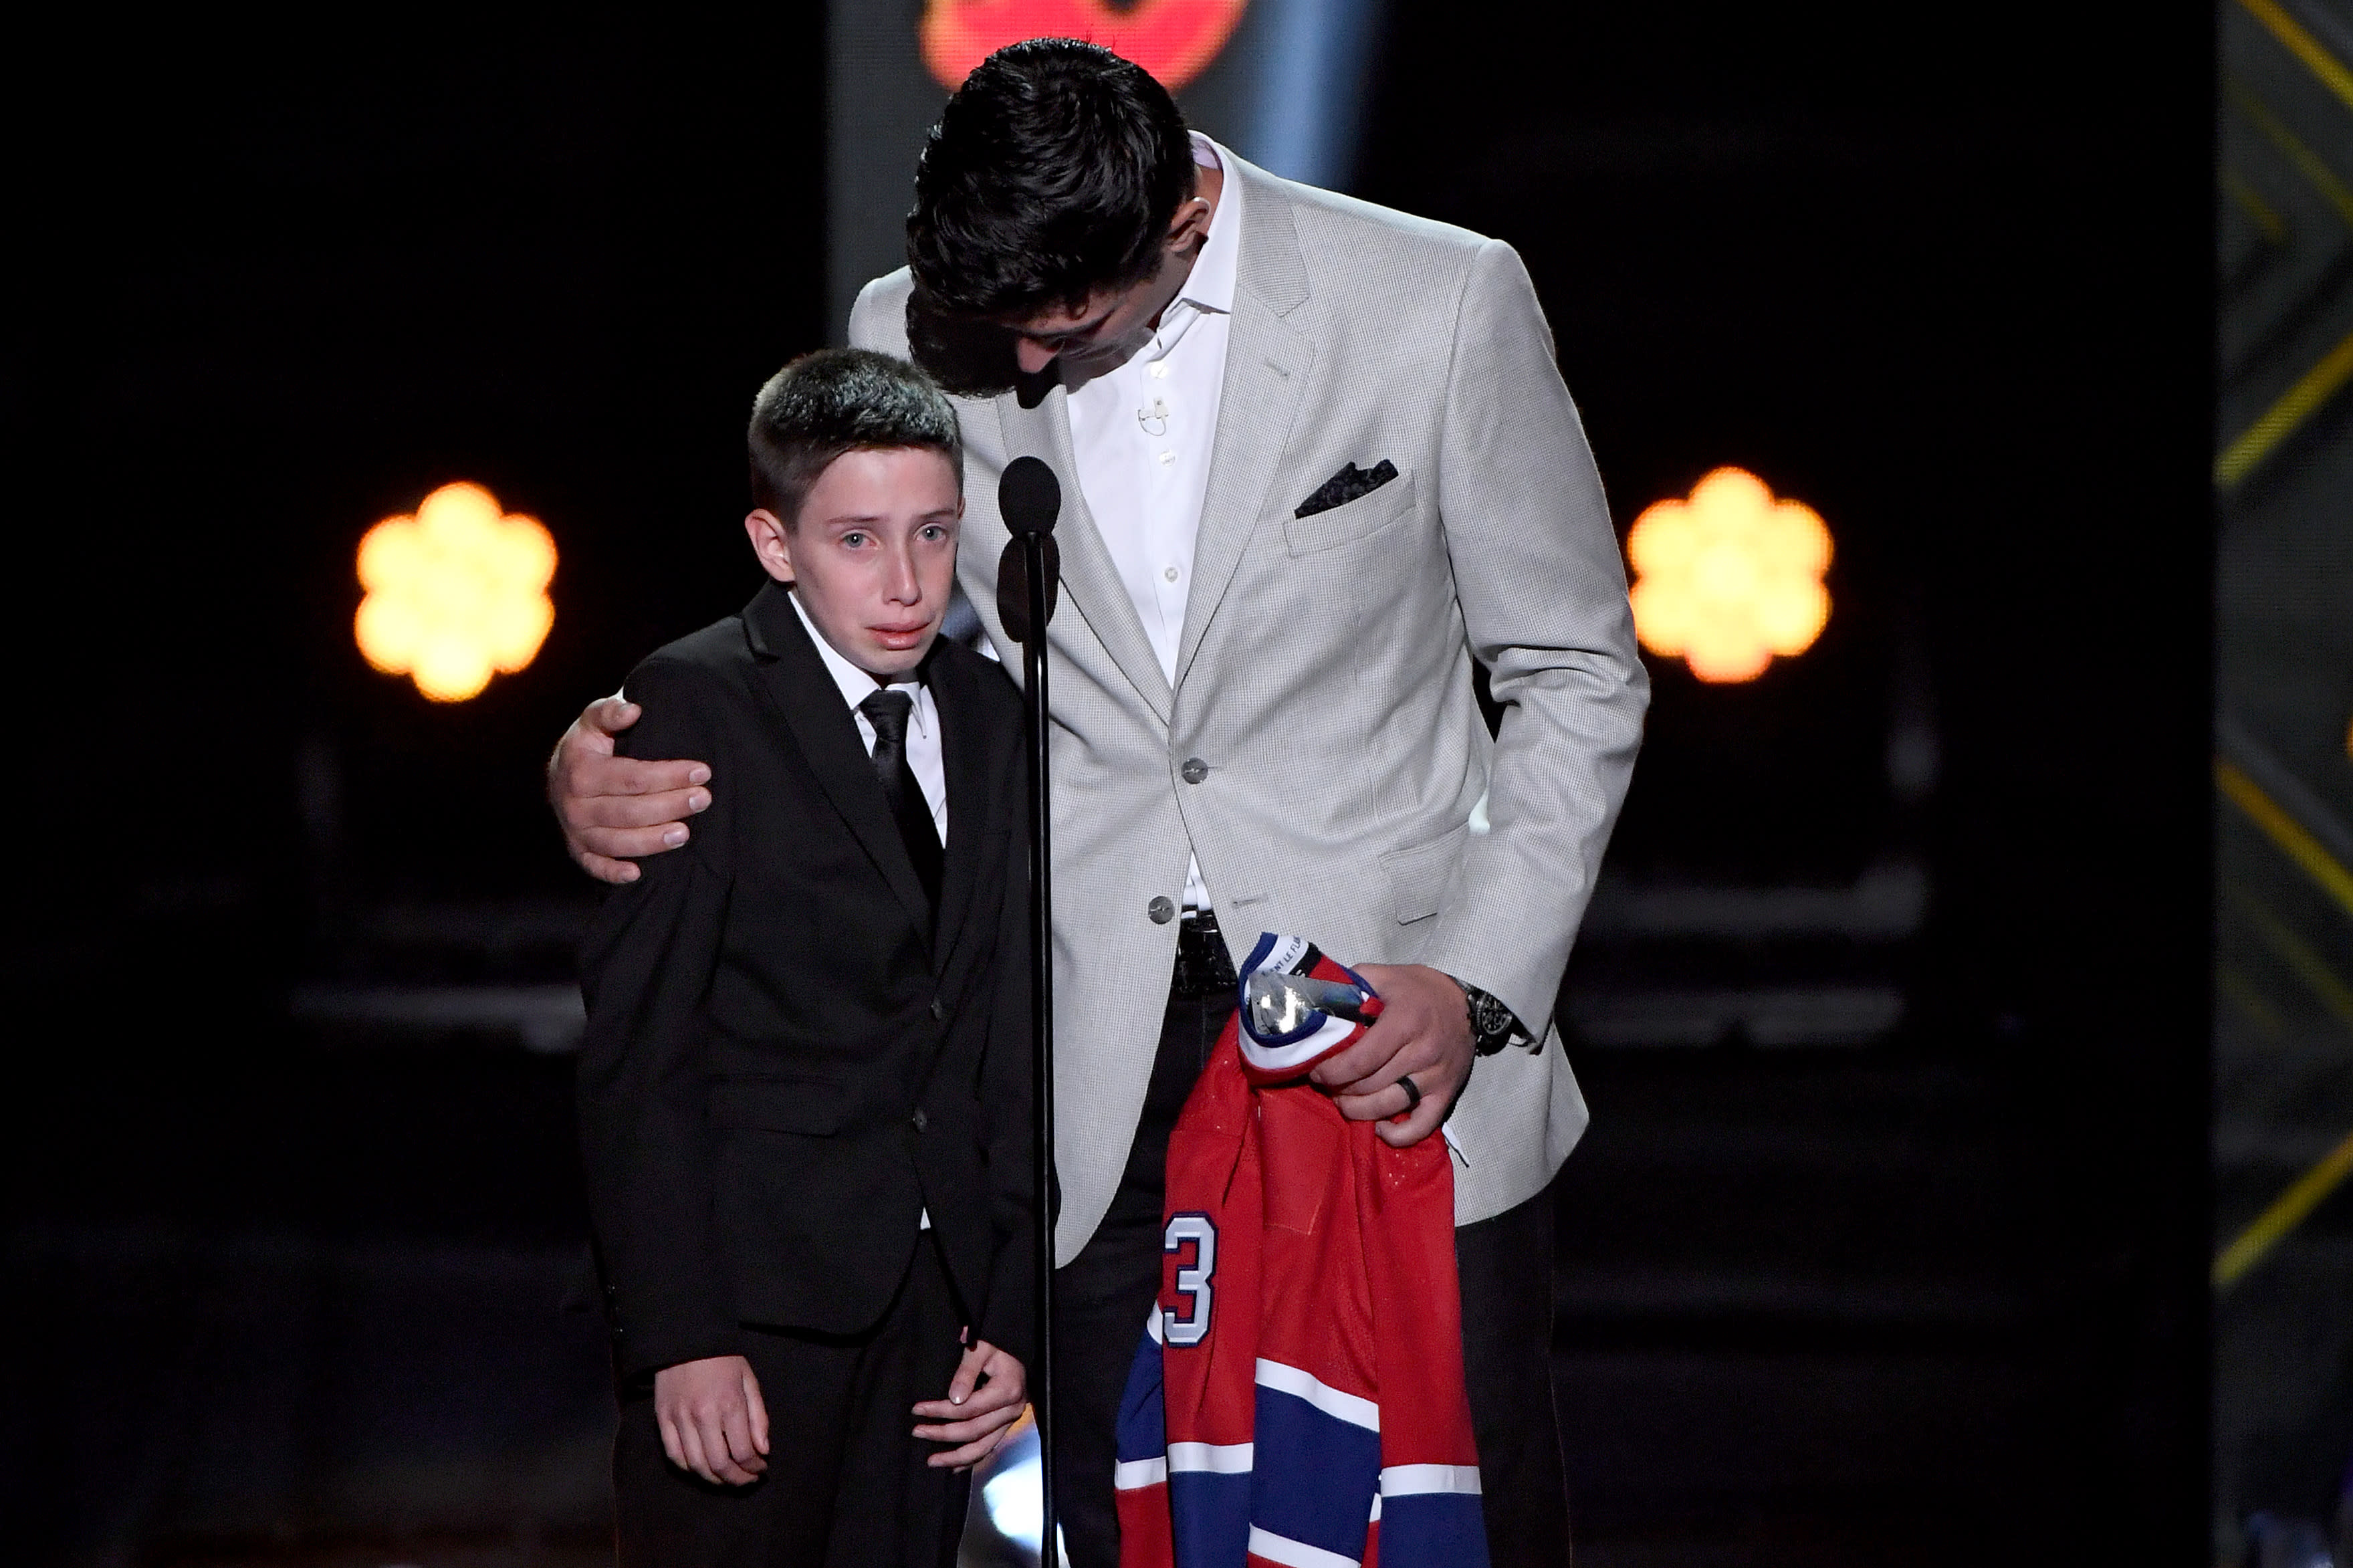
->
[355, 482, 555, 702]
[1626, 467, 1831, 683]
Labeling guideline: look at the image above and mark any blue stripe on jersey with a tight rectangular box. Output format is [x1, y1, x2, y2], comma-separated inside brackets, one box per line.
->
[1169, 1470, 1254, 1566]
[1115, 1326, 1166, 1464]
[1248, 1383, 1381, 1559]
[1375, 1492, 1490, 1567]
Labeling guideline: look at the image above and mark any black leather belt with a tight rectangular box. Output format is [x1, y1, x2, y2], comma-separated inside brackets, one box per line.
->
[1169, 908, 1239, 998]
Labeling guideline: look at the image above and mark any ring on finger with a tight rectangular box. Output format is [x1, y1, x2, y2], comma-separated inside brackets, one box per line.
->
[1395, 1073, 1422, 1112]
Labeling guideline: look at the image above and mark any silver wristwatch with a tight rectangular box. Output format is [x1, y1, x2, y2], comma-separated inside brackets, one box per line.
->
[1450, 976, 1530, 1056]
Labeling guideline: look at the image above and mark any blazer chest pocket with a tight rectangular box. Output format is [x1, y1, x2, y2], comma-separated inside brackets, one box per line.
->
[1283, 469, 1418, 557]
[711, 1077, 848, 1137]
[1379, 820, 1469, 925]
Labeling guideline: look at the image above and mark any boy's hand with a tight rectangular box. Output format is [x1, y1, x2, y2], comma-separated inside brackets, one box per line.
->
[548, 695, 713, 884]
[654, 1355, 770, 1486]
[913, 1336, 1026, 1471]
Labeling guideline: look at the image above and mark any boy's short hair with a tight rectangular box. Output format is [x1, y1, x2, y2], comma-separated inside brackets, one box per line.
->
[748, 348, 963, 526]
[907, 38, 1194, 325]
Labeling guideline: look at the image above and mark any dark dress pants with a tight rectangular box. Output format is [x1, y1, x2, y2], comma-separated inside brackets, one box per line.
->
[613, 1234, 972, 1568]
[1050, 963, 1573, 1568]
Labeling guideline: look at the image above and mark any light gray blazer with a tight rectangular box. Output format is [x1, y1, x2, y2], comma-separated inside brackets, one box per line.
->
[851, 153, 1647, 1264]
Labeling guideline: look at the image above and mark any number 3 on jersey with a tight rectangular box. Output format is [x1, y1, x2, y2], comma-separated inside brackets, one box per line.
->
[1161, 1212, 1218, 1346]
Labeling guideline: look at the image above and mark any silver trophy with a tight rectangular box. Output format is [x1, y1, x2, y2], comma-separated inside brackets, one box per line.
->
[1244, 970, 1374, 1038]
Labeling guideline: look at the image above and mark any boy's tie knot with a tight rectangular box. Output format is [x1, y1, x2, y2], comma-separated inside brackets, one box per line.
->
[859, 688, 915, 747]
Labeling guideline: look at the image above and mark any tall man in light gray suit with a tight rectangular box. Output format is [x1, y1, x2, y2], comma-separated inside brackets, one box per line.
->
[551, 39, 1645, 1567]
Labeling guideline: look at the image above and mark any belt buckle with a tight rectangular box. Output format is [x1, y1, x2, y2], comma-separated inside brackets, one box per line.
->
[1174, 908, 1234, 996]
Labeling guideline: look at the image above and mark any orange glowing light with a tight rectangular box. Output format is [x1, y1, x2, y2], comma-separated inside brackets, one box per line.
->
[920, 0, 1248, 90]
[1626, 467, 1831, 683]
[354, 482, 556, 702]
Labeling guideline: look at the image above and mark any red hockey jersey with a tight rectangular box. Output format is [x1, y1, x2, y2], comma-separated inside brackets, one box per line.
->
[1114, 933, 1489, 1568]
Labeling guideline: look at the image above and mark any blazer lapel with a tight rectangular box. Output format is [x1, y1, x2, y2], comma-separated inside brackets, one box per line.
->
[926, 649, 987, 976]
[1175, 157, 1315, 693]
[741, 584, 934, 943]
[993, 372, 1176, 725]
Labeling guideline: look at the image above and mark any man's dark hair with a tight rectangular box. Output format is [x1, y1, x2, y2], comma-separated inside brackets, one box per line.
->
[747, 348, 962, 526]
[907, 38, 1194, 326]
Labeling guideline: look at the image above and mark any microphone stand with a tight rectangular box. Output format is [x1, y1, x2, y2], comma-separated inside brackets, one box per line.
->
[995, 455, 1062, 1567]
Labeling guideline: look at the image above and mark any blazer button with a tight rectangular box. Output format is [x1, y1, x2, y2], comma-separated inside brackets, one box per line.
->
[1180, 757, 1209, 784]
[1148, 896, 1175, 924]
[930, 998, 945, 1022]
[911, 1107, 929, 1132]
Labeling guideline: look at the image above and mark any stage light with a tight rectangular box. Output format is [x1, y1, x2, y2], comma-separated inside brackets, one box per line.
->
[920, 0, 1249, 90]
[354, 482, 555, 702]
[982, 1450, 1043, 1553]
[1626, 467, 1831, 683]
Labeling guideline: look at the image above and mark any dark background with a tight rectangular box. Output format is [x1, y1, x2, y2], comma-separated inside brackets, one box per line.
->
[5, 5, 2213, 1565]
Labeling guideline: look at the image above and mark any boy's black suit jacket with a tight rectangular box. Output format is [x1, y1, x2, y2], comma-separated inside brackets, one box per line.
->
[577, 580, 1033, 1383]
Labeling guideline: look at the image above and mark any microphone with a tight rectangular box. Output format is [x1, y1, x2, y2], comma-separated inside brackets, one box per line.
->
[996, 457, 1062, 642]
[999, 455, 1061, 537]
[999, 451, 1066, 1553]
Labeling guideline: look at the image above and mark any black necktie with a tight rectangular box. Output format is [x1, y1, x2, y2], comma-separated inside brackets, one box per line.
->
[858, 689, 943, 916]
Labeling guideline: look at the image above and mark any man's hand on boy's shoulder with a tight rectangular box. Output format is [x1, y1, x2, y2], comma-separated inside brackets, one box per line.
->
[913, 1336, 1027, 1472]
[550, 695, 713, 884]
[654, 1354, 770, 1486]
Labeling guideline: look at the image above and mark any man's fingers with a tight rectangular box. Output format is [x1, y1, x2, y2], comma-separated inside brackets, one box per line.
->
[564, 774, 713, 829]
[556, 760, 711, 875]
[1375, 1091, 1450, 1148]
[576, 851, 643, 886]
[1328, 1048, 1442, 1103]
[657, 1410, 688, 1473]
[584, 695, 641, 738]
[1331, 1082, 1416, 1123]
[575, 822, 696, 865]
[603, 755, 713, 797]
[1305, 1029, 1399, 1091]
[1325, 1029, 1449, 1103]
[566, 784, 709, 834]
[744, 1367, 771, 1456]
[1308, 1012, 1432, 1093]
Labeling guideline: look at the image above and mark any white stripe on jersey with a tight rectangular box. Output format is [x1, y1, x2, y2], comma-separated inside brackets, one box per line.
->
[1254, 1358, 1380, 1432]
[1244, 1525, 1360, 1568]
[1167, 1440, 1255, 1474]
[1114, 1457, 1167, 1490]
[1380, 1463, 1482, 1495]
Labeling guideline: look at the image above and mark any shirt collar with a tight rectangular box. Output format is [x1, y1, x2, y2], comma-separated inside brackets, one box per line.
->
[786, 586, 930, 737]
[1171, 132, 1241, 320]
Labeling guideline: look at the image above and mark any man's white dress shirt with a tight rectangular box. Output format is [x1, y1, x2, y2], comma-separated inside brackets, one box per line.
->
[1064, 132, 1238, 911]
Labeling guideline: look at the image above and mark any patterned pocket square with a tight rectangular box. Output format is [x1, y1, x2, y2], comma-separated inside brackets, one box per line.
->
[1295, 459, 1398, 519]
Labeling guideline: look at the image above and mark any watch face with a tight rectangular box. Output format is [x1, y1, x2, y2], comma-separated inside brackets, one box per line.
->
[1468, 990, 1511, 1046]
